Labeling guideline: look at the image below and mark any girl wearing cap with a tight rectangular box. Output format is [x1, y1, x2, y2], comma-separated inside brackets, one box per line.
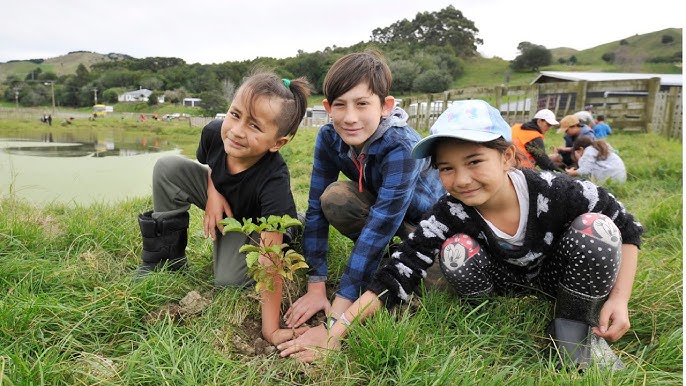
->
[279, 99, 643, 370]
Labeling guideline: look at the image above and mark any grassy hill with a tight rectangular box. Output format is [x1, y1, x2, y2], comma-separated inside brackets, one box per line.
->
[0, 51, 131, 80]
[549, 28, 682, 72]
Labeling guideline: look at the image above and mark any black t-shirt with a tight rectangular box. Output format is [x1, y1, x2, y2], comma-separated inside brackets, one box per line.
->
[196, 120, 296, 222]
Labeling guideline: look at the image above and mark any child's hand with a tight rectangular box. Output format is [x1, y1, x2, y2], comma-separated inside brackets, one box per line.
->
[266, 326, 310, 346]
[592, 296, 630, 342]
[277, 324, 340, 362]
[204, 189, 233, 240]
[284, 288, 330, 328]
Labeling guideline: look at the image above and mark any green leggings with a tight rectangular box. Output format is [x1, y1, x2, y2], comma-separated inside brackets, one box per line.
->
[151, 155, 253, 288]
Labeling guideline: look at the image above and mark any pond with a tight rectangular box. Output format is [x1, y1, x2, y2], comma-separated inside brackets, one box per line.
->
[0, 132, 186, 206]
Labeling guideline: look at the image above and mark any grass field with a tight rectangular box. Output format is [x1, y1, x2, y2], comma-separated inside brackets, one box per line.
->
[0, 117, 682, 384]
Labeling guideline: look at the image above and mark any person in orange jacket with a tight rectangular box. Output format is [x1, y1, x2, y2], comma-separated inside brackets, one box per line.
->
[511, 109, 561, 171]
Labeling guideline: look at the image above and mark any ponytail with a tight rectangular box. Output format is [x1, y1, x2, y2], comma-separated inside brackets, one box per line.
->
[234, 70, 313, 138]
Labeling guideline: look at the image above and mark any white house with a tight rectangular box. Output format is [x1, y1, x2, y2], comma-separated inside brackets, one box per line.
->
[118, 88, 165, 103]
[183, 97, 202, 107]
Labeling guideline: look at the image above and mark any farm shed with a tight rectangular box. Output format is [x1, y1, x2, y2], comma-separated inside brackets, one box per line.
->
[401, 71, 682, 140]
[529, 71, 682, 136]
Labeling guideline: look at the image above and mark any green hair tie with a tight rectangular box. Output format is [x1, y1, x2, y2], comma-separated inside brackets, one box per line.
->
[282, 78, 291, 88]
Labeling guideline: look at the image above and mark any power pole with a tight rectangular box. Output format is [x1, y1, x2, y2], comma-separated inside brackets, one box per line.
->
[44, 81, 56, 115]
[93, 88, 98, 105]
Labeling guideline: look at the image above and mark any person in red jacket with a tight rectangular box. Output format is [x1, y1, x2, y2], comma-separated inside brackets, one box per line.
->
[511, 109, 561, 171]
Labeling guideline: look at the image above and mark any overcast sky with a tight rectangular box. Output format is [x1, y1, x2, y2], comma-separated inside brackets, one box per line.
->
[2, 0, 683, 64]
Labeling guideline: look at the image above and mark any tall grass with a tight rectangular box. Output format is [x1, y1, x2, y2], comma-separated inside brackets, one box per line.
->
[0, 125, 682, 384]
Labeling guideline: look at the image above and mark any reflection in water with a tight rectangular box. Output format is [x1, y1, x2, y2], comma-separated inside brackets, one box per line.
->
[1, 138, 164, 157]
[0, 138, 183, 206]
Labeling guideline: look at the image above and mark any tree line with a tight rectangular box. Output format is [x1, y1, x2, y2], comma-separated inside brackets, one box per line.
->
[2, 5, 550, 116]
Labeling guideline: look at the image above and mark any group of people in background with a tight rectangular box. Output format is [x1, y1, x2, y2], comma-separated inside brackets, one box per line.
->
[132, 50, 642, 372]
[513, 104, 626, 184]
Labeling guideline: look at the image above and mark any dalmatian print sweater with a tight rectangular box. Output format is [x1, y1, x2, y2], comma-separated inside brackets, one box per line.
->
[367, 168, 644, 308]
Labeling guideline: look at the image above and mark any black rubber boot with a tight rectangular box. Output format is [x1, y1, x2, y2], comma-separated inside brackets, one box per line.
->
[547, 286, 624, 371]
[135, 211, 189, 276]
[546, 318, 592, 371]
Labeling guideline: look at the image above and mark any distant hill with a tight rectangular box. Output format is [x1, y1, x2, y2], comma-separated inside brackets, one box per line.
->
[0, 51, 132, 80]
[549, 28, 682, 68]
[0, 28, 681, 83]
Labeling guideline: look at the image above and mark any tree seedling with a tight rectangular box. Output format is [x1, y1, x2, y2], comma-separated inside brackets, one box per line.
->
[219, 215, 308, 295]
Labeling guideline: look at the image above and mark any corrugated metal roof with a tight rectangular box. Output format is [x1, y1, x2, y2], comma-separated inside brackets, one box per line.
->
[121, 88, 152, 97]
[531, 71, 682, 86]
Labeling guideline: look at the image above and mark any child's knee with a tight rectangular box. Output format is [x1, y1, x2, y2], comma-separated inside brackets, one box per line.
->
[440, 233, 481, 272]
[570, 213, 622, 248]
[320, 181, 370, 238]
[153, 155, 184, 178]
[439, 234, 492, 295]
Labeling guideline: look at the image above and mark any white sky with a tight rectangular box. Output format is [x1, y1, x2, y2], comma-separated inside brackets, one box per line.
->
[1, 0, 683, 64]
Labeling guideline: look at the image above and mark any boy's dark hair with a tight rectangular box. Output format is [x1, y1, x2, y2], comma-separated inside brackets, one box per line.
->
[238, 71, 312, 137]
[429, 137, 523, 169]
[596, 115, 605, 121]
[323, 50, 392, 105]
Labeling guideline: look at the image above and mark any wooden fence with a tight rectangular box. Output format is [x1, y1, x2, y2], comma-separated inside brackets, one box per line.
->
[400, 77, 682, 141]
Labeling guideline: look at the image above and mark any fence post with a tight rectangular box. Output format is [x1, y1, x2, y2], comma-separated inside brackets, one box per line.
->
[645, 77, 661, 134]
[423, 93, 434, 131]
[663, 86, 678, 138]
[577, 81, 588, 111]
[495, 85, 504, 113]
[528, 84, 539, 121]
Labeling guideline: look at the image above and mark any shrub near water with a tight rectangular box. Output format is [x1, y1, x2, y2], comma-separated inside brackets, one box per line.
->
[0, 130, 682, 384]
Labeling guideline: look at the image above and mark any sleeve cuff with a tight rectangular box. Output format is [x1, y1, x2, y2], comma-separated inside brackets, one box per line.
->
[308, 275, 327, 283]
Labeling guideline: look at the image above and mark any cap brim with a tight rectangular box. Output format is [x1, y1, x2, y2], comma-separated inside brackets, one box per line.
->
[411, 131, 502, 159]
[546, 118, 559, 125]
[556, 127, 566, 134]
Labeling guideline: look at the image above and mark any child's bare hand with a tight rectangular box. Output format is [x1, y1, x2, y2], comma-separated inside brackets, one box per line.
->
[266, 326, 310, 346]
[284, 291, 330, 328]
[592, 297, 630, 342]
[204, 190, 232, 240]
[277, 324, 339, 362]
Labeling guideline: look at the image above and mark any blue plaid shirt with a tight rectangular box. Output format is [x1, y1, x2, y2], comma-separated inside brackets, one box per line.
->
[304, 115, 444, 301]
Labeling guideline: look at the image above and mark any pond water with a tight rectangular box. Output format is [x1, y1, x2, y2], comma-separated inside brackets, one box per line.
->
[0, 134, 186, 206]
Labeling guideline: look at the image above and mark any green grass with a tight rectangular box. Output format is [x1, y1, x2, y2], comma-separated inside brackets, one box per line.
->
[0, 119, 682, 384]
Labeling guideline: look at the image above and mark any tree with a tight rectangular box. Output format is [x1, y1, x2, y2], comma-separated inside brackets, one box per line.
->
[164, 89, 186, 105]
[389, 60, 420, 93]
[140, 75, 164, 91]
[199, 90, 228, 117]
[601, 52, 616, 64]
[510, 42, 552, 72]
[284, 51, 331, 93]
[74, 64, 91, 87]
[371, 5, 482, 57]
[147, 91, 161, 106]
[413, 69, 452, 93]
[661, 34, 674, 44]
[102, 88, 120, 104]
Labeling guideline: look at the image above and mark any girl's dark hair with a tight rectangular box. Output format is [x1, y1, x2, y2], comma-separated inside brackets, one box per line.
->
[572, 136, 610, 160]
[429, 137, 524, 169]
[237, 70, 312, 137]
[323, 49, 392, 105]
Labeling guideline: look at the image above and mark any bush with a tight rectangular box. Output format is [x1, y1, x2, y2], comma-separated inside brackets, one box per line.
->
[661, 34, 674, 44]
[601, 52, 616, 63]
[389, 60, 420, 93]
[412, 69, 452, 93]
